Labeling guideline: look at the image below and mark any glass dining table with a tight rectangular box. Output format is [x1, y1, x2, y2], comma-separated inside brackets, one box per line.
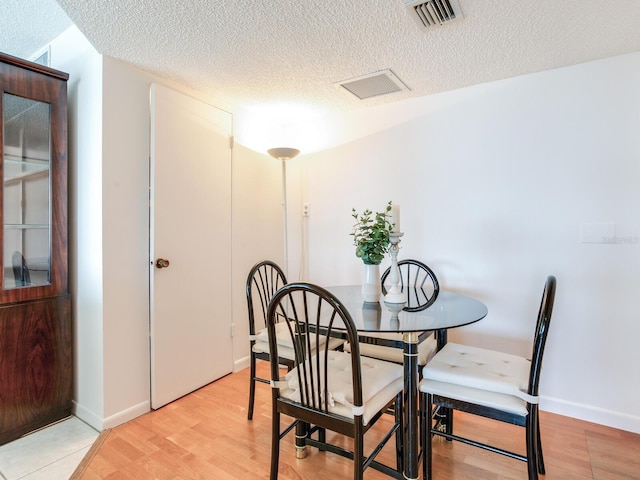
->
[324, 285, 488, 480]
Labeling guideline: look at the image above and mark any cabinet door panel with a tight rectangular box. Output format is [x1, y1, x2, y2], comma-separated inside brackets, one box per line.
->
[0, 295, 72, 444]
[0, 56, 67, 304]
[2, 93, 52, 290]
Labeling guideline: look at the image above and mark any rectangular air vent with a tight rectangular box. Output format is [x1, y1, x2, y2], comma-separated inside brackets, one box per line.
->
[405, 0, 463, 28]
[336, 69, 409, 100]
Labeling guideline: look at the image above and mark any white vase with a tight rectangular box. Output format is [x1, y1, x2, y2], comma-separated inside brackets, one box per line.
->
[361, 263, 381, 303]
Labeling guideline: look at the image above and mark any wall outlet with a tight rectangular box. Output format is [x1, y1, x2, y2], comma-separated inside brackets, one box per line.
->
[303, 203, 310, 217]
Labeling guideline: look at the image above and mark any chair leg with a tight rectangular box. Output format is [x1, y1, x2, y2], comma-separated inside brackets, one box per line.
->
[420, 392, 425, 479]
[318, 426, 326, 447]
[444, 405, 453, 440]
[270, 409, 281, 480]
[395, 393, 404, 472]
[248, 354, 257, 420]
[311, 423, 325, 452]
[525, 411, 539, 480]
[535, 407, 545, 474]
[354, 428, 364, 480]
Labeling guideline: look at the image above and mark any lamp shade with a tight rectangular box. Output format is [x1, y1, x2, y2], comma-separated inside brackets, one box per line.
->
[267, 147, 300, 161]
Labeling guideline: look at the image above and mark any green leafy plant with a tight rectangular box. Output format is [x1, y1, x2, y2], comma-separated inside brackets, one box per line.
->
[351, 201, 394, 265]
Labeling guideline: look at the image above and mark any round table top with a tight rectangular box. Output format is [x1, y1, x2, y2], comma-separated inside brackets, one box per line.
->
[325, 285, 488, 333]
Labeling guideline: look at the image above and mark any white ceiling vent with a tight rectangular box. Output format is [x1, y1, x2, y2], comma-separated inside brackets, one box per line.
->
[336, 69, 410, 100]
[405, 0, 464, 28]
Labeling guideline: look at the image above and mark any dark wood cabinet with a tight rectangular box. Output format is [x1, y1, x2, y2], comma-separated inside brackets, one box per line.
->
[0, 52, 70, 445]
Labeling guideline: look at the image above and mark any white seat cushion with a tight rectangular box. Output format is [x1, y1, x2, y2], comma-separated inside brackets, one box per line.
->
[421, 379, 529, 416]
[353, 333, 437, 365]
[252, 340, 296, 360]
[252, 322, 344, 359]
[280, 350, 403, 425]
[419, 342, 534, 415]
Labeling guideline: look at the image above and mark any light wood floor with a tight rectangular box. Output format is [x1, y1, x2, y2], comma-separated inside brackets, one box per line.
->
[77, 363, 640, 479]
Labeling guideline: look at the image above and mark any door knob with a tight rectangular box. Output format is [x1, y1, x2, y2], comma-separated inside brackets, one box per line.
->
[155, 258, 170, 269]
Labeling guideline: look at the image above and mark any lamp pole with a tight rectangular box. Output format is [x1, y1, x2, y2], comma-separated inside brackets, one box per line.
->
[267, 148, 300, 279]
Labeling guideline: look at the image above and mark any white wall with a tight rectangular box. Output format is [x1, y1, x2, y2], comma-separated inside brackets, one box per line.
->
[100, 56, 155, 426]
[230, 144, 285, 371]
[287, 53, 640, 433]
[49, 27, 106, 429]
[50, 30, 155, 430]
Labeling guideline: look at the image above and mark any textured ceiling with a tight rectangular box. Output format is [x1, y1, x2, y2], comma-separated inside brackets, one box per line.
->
[3, 0, 640, 121]
[0, 0, 72, 61]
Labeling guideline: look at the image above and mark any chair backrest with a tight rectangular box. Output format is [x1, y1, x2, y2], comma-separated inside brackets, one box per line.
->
[266, 282, 364, 413]
[381, 259, 439, 311]
[246, 260, 287, 337]
[528, 275, 557, 398]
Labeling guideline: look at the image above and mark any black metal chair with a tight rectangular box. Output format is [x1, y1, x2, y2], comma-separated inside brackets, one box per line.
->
[381, 259, 439, 311]
[246, 260, 343, 420]
[419, 275, 557, 480]
[267, 282, 404, 480]
[246, 260, 291, 420]
[356, 259, 440, 366]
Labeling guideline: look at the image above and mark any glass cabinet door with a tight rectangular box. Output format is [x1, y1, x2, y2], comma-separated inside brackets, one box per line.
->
[2, 93, 51, 290]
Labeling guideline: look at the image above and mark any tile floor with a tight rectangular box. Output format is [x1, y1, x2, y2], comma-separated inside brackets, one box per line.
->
[0, 417, 98, 480]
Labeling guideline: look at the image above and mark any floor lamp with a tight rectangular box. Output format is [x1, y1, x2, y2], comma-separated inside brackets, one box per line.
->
[267, 147, 300, 279]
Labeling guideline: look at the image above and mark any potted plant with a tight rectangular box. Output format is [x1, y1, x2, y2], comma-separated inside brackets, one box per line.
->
[351, 201, 394, 302]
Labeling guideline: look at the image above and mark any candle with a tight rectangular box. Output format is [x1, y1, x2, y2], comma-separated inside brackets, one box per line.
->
[391, 204, 401, 233]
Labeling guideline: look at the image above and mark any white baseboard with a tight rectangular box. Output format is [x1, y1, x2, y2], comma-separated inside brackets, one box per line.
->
[72, 399, 151, 431]
[72, 401, 104, 431]
[234, 355, 273, 373]
[103, 400, 151, 429]
[234, 355, 250, 372]
[541, 396, 640, 434]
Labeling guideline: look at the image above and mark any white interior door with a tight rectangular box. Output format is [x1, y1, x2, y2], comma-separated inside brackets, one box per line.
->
[149, 83, 233, 409]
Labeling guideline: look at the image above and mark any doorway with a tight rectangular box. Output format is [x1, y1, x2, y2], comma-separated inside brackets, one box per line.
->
[149, 83, 233, 408]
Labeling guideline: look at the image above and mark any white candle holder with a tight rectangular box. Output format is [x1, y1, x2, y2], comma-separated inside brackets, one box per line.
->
[384, 232, 406, 304]
[384, 301, 404, 329]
